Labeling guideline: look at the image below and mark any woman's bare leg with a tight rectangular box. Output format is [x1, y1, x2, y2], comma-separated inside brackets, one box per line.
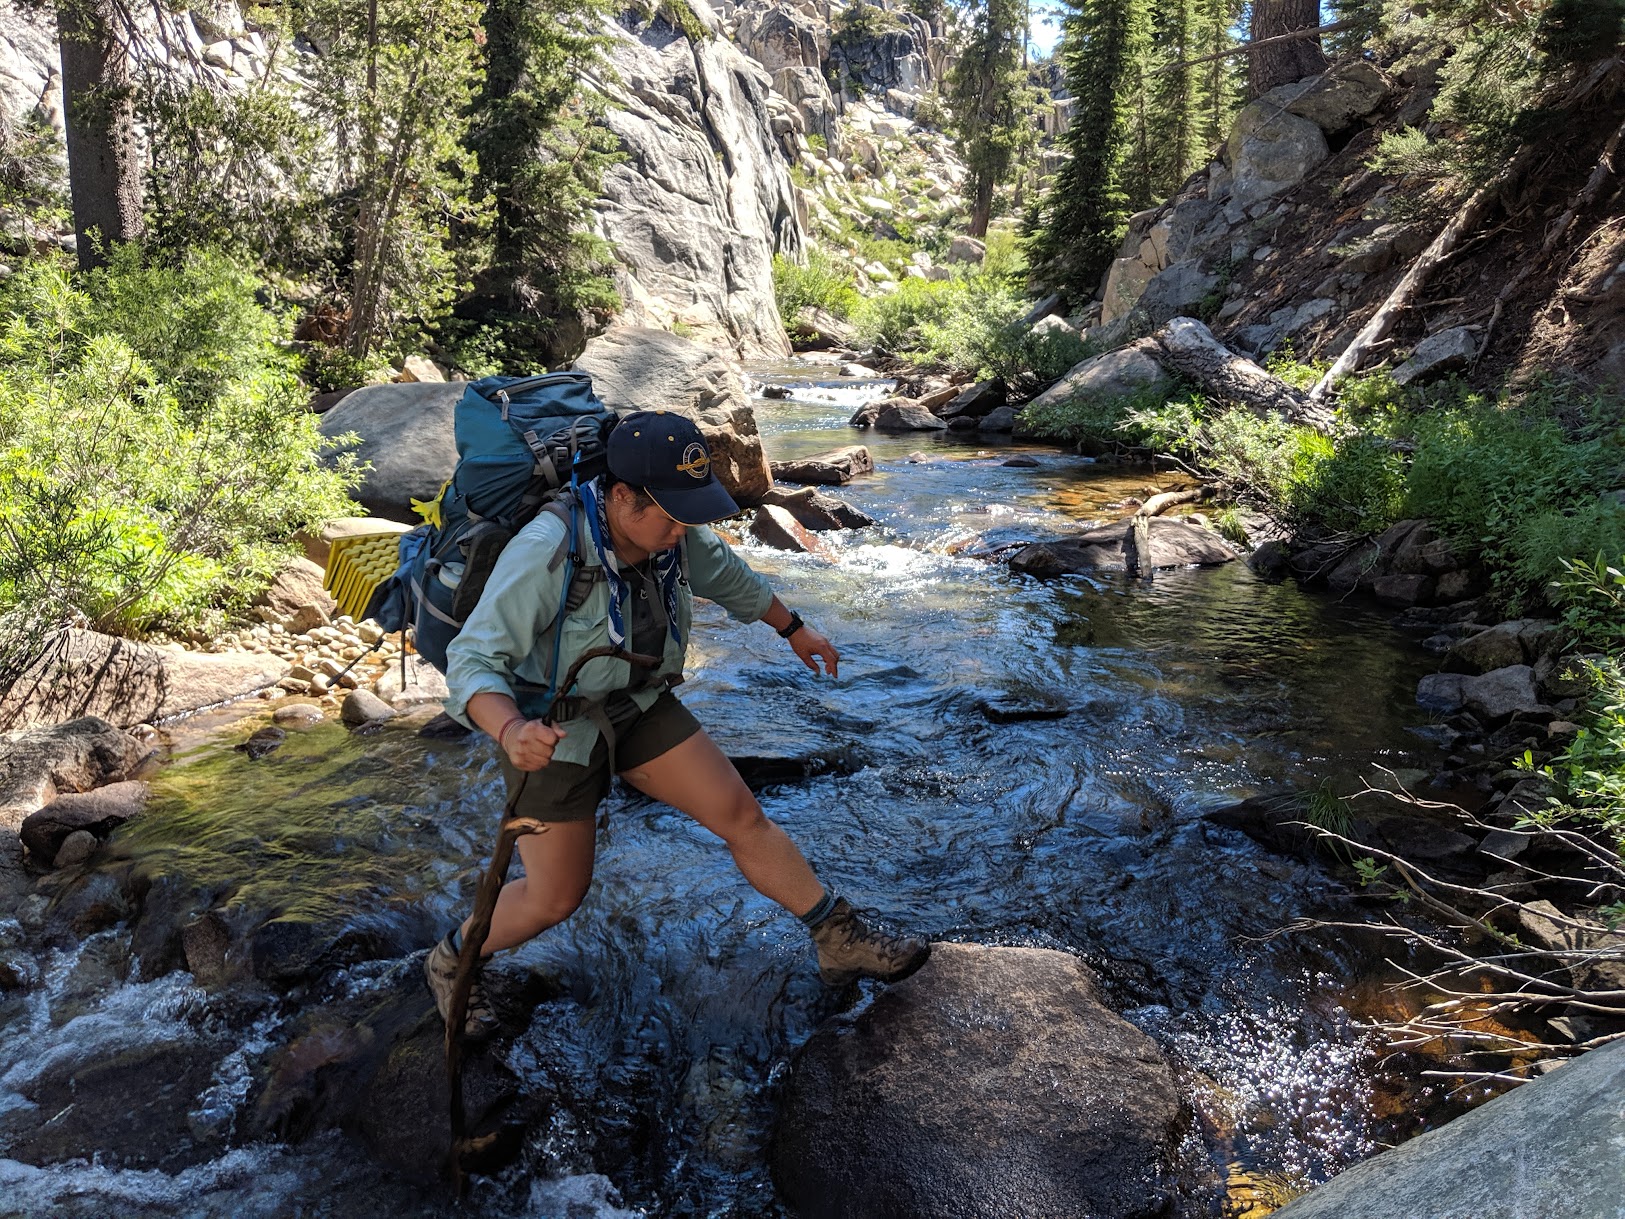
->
[460, 818, 597, 955]
[619, 730, 825, 915]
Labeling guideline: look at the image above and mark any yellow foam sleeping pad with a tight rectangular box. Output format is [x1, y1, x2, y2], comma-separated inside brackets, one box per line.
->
[323, 532, 406, 622]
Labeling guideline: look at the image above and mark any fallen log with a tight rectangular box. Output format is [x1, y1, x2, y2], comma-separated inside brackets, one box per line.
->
[1151, 317, 1338, 433]
[1124, 487, 1211, 578]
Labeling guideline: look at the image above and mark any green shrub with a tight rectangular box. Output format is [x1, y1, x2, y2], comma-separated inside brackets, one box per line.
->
[772, 250, 860, 323]
[848, 276, 970, 351]
[0, 250, 362, 638]
[1404, 391, 1625, 609]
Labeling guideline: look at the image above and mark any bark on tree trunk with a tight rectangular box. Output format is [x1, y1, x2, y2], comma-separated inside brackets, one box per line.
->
[1248, 0, 1328, 98]
[57, 0, 143, 270]
[1152, 317, 1337, 432]
[969, 176, 993, 238]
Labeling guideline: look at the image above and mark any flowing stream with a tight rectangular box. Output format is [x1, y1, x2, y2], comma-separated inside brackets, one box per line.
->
[0, 368, 1457, 1217]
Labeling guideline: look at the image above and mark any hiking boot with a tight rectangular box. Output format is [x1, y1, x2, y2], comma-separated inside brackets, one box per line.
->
[423, 933, 500, 1040]
[809, 899, 931, 987]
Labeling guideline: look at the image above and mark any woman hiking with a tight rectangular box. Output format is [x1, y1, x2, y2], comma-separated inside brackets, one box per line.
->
[424, 409, 931, 1038]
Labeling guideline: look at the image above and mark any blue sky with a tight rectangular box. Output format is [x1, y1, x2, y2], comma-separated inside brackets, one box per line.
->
[1029, 2, 1065, 57]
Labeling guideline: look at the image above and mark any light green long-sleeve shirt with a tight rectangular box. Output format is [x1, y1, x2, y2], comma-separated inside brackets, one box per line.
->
[443, 504, 773, 766]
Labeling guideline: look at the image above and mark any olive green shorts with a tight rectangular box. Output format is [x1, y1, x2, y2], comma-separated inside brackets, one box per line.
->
[498, 691, 701, 823]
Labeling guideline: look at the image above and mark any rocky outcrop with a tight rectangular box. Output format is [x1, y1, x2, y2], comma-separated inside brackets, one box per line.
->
[595, 3, 802, 358]
[0, 631, 281, 734]
[772, 942, 1187, 1219]
[1009, 518, 1238, 576]
[825, 11, 934, 107]
[1273, 1038, 1625, 1219]
[573, 325, 772, 503]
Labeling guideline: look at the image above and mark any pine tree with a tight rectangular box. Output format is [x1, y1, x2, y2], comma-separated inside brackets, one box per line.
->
[1147, 0, 1204, 194]
[948, 0, 1042, 237]
[1025, 0, 1151, 300]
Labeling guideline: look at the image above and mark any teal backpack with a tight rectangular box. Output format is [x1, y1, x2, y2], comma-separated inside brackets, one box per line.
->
[367, 373, 617, 676]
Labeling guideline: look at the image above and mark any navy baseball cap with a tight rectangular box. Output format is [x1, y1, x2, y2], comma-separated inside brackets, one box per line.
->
[606, 410, 739, 525]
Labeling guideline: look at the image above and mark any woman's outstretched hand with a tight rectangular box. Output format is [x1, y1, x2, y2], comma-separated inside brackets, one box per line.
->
[505, 721, 566, 771]
[788, 624, 839, 678]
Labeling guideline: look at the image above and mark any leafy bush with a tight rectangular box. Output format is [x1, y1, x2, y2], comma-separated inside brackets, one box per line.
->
[772, 251, 861, 322]
[847, 276, 970, 351]
[1404, 391, 1625, 609]
[0, 250, 362, 638]
[1551, 553, 1625, 654]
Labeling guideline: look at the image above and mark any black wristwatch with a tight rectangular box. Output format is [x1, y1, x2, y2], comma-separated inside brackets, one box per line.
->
[776, 610, 805, 638]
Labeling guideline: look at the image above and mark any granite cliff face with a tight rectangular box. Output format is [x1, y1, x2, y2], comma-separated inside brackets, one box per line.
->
[592, 3, 804, 359]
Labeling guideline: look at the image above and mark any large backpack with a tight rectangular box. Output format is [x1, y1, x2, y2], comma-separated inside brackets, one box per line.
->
[367, 372, 617, 676]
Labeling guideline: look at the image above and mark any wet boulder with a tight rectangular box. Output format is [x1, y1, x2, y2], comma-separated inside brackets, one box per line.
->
[0, 717, 147, 831]
[770, 445, 874, 486]
[750, 505, 830, 555]
[1461, 665, 1547, 723]
[874, 401, 949, 432]
[758, 486, 876, 531]
[938, 379, 1006, 420]
[19, 779, 149, 863]
[1009, 519, 1237, 577]
[772, 943, 1188, 1219]
[1444, 619, 1556, 675]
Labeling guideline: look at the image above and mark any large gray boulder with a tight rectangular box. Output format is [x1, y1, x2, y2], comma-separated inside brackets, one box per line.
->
[1393, 327, 1478, 386]
[772, 943, 1187, 1219]
[573, 325, 771, 503]
[1461, 665, 1547, 722]
[0, 631, 280, 735]
[0, 716, 145, 832]
[1009, 518, 1238, 576]
[1227, 97, 1329, 209]
[774, 66, 840, 151]
[1134, 260, 1220, 328]
[1275, 62, 1395, 133]
[1273, 1039, 1625, 1219]
[317, 381, 464, 523]
[736, 5, 824, 74]
[769, 445, 874, 486]
[596, 10, 801, 358]
[1024, 340, 1172, 417]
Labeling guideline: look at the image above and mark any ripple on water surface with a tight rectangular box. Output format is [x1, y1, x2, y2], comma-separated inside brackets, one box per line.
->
[0, 381, 1451, 1216]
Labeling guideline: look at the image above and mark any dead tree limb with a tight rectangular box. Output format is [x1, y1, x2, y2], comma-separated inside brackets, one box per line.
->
[1311, 56, 1623, 399]
[1152, 317, 1339, 432]
[1155, 19, 1356, 72]
[1124, 487, 1212, 577]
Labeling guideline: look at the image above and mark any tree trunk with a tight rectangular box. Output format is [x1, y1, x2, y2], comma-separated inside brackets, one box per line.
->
[1248, 0, 1327, 98]
[969, 176, 993, 238]
[1152, 317, 1337, 432]
[57, 0, 143, 270]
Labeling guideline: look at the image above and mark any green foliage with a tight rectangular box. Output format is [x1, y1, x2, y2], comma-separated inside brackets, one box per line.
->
[848, 276, 969, 351]
[772, 250, 861, 322]
[466, 0, 621, 369]
[1025, 0, 1152, 298]
[1546, 658, 1625, 836]
[1551, 554, 1625, 654]
[947, 0, 1044, 233]
[0, 251, 361, 637]
[1403, 391, 1625, 610]
[0, 107, 69, 248]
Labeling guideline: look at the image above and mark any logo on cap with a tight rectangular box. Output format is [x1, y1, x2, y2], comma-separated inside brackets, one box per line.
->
[677, 442, 710, 481]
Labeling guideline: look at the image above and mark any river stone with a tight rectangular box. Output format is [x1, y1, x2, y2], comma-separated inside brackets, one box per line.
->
[1009, 519, 1237, 576]
[316, 381, 464, 523]
[0, 630, 280, 735]
[252, 556, 336, 629]
[1393, 327, 1477, 386]
[1416, 672, 1468, 713]
[1371, 573, 1434, 607]
[573, 326, 771, 504]
[1461, 665, 1546, 722]
[750, 505, 827, 555]
[1024, 341, 1171, 417]
[341, 688, 397, 727]
[1227, 98, 1329, 209]
[938, 379, 1006, 420]
[772, 943, 1187, 1219]
[770, 445, 874, 486]
[272, 700, 325, 726]
[51, 828, 97, 868]
[977, 405, 1019, 433]
[19, 779, 149, 863]
[758, 486, 876, 531]
[874, 401, 949, 431]
[1446, 620, 1550, 674]
[1272, 1037, 1625, 1219]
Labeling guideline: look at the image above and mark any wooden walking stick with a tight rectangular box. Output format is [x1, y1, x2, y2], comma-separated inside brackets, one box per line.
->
[442, 645, 661, 1190]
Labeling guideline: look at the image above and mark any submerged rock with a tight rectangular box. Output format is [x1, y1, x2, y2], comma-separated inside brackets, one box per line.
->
[758, 486, 877, 531]
[772, 942, 1188, 1219]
